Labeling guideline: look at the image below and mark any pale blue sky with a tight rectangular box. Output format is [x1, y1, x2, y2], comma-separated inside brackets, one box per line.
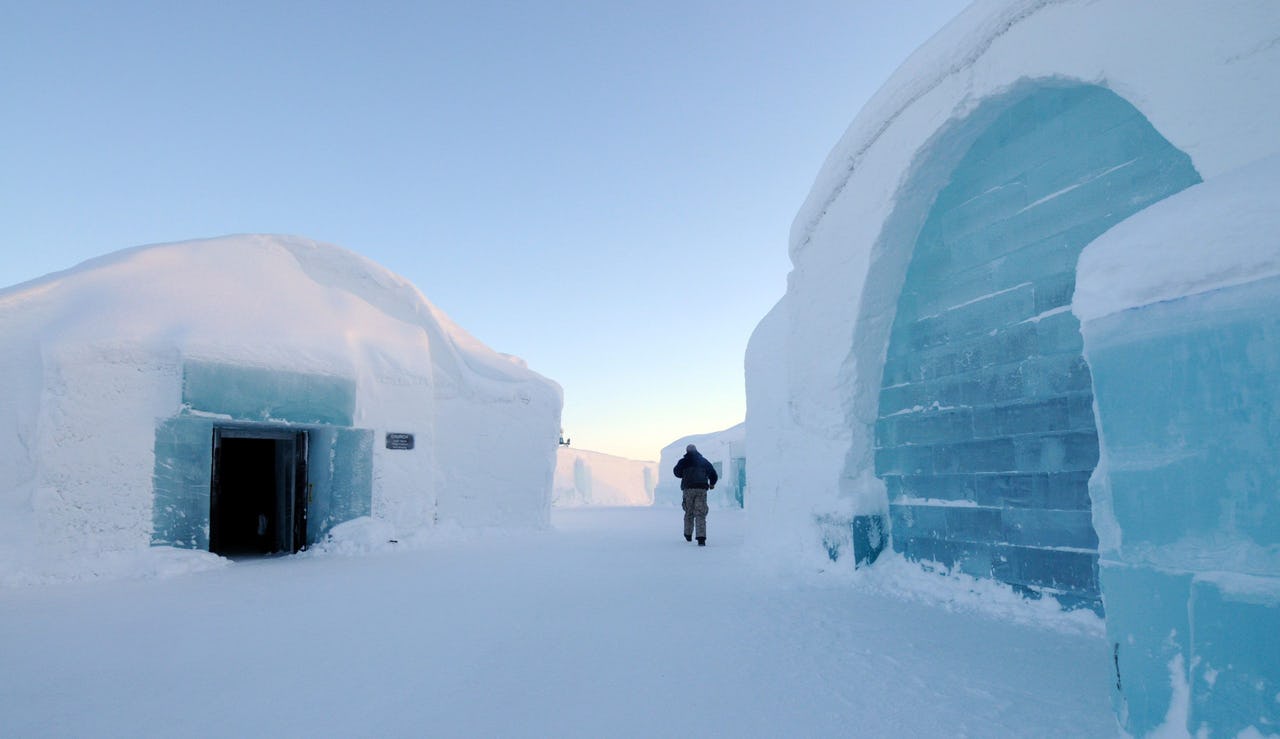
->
[2, 1, 967, 460]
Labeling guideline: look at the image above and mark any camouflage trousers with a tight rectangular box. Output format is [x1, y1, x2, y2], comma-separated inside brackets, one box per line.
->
[682, 488, 709, 540]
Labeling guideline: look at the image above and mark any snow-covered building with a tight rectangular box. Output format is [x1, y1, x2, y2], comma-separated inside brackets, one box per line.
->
[0, 235, 561, 577]
[553, 446, 656, 507]
[744, 1, 1280, 735]
[654, 423, 745, 509]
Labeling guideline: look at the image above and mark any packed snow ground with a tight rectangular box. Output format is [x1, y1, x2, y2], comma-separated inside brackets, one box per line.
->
[0, 508, 1116, 737]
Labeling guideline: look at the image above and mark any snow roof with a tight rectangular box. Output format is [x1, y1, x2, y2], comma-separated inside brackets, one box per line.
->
[0, 234, 550, 388]
[791, 0, 1280, 262]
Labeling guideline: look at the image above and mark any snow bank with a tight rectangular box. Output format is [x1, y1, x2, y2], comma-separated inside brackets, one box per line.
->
[842, 551, 1105, 638]
[552, 447, 656, 507]
[0, 547, 229, 588]
[0, 235, 562, 584]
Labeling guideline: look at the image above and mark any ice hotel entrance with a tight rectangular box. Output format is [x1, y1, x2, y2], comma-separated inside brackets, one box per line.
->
[152, 361, 375, 554]
[209, 427, 309, 556]
[0, 233, 563, 579]
[870, 82, 1200, 611]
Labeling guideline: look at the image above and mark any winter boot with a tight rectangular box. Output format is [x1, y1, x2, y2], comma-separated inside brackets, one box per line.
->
[697, 537, 706, 546]
[685, 534, 693, 542]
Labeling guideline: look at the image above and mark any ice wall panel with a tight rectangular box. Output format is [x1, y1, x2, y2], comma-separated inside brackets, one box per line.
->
[876, 83, 1200, 610]
[1088, 278, 1280, 548]
[731, 457, 746, 507]
[1085, 275, 1280, 734]
[1189, 579, 1280, 737]
[1098, 563, 1193, 734]
[151, 416, 215, 549]
[307, 427, 374, 542]
[183, 361, 355, 427]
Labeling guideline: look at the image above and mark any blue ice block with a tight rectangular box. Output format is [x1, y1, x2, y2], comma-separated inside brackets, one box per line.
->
[183, 360, 355, 426]
[1084, 274, 1280, 734]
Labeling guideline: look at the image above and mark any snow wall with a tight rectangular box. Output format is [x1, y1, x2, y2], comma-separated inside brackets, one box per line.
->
[0, 235, 562, 583]
[552, 447, 656, 507]
[743, 1, 1280, 735]
[654, 423, 745, 510]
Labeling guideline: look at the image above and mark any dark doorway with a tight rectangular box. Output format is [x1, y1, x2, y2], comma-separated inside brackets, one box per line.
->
[209, 428, 308, 556]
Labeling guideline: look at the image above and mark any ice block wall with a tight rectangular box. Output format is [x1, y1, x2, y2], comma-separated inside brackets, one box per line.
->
[876, 84, 1200, 611]
[1080, 243, 1280, 731]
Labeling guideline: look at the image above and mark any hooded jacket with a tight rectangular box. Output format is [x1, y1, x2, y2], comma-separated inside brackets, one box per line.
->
[673, 450, 718, 491]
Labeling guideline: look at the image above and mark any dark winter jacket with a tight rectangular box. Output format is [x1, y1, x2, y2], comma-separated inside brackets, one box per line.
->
[673, 451, 718, 491]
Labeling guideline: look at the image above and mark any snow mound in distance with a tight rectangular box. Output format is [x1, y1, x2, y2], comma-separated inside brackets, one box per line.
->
[553, 447, 656, 507]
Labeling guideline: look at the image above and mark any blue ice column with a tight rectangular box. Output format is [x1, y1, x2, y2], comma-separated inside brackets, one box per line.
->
[874, 84, 1200, 610]
[1083, 275, 1280, 736]
[152, 415, 218, 549]
[305, 425, 374, 537]
[732, 457, 746, 508]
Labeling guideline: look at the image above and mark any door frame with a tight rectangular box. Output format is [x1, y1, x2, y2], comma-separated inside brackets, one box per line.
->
[210, 425, 310, 554]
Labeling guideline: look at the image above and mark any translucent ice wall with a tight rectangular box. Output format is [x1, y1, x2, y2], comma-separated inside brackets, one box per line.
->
[876, 84, 1200, 611]
[1077, 160, 1280, 736]
[152, 361, 373, 549]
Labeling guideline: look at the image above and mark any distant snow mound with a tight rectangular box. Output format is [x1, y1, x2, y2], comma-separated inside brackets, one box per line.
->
[553, 447, 656, 507]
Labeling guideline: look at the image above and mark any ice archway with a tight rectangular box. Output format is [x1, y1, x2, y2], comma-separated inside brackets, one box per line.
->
[860, 81, 1200, 611]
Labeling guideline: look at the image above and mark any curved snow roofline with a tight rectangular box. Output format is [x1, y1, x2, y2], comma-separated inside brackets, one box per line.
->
[1, 233, 561, 402]
[789, 0, 1058, 259]
[0, 233, 289, 299]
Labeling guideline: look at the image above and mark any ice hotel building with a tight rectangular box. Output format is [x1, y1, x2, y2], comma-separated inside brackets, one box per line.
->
[0, 236, 561, 572]
[743, 1, 1280, 734]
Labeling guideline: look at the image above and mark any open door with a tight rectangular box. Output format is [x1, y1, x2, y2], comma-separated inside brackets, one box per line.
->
[209, 427, 309, 556]
[293, 430, 309, 553]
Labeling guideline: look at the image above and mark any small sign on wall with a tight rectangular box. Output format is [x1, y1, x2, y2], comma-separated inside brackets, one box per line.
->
[385, 433, 415, 450]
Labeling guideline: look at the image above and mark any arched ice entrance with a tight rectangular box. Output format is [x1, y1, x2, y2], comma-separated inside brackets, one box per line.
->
[870, 82, 1200, 611]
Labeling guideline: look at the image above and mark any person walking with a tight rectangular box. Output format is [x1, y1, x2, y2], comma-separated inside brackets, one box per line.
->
[673, 443, 718, 546]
